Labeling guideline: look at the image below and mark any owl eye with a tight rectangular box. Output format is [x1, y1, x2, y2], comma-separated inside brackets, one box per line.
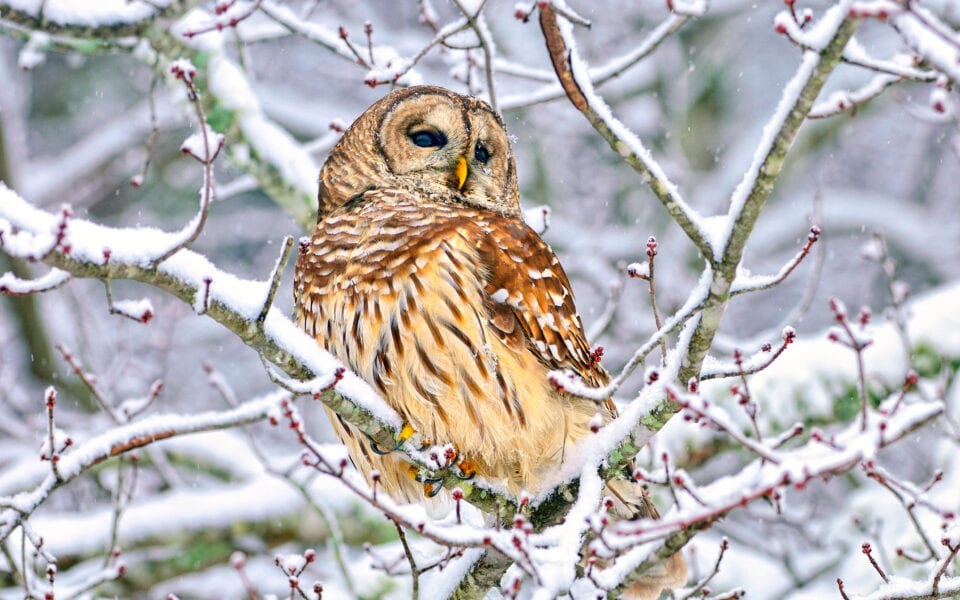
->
[474, 143, 491, 164]
[410, 130, 447, 148]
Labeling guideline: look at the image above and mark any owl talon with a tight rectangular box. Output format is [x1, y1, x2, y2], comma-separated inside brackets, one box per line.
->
[407, 464, 445, 494]
[367, 435, 392, 455]
[423, 477, 446, 497]
[365, 423, 416, 455]
[366, 433, 400, 455]
[455, 458, 477, 480]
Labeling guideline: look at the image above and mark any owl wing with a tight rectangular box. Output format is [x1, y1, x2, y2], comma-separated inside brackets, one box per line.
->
[474, 215, 609, 389]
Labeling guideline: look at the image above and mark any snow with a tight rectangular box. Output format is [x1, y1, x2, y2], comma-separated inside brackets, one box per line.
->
[180, 124, 225, 162]
[417, 548, 484, 598]
[701, 282, 960, 430]
[110, 297, 154, 323]
[278, 553, 306, 575]
[550, 5, 710, 253]
[0, 267, 69, 294]
[17, 31, 47, 70]
[698, 214, 730, 256]
[0, 392, 286, 541]
[522, 205, 551, 235]
[626, 261, 649, 279]
[4, 0, 174, 27]
[892, 6, 960, 83]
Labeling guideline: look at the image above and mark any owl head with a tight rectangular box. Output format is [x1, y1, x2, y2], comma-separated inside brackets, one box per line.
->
[318, 86, 520, 218]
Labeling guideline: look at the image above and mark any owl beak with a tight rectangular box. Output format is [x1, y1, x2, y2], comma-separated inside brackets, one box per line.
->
[455, 156, 468, 191]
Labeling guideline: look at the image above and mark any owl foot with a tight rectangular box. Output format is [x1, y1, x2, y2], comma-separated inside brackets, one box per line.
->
[423, 479, 446, 497]
[454, 457, 477, 481]
[366, 423, 417, 455]
[407, 464, 446, 497]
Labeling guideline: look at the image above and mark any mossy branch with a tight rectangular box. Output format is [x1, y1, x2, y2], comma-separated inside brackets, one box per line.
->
[0, 0, 202, 40]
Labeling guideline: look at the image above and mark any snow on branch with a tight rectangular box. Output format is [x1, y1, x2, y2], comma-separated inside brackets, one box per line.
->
[891, 2, 960, 86]
[0, 183, 410, 466]
[0, 391, 287, 542]
[500, 12, 689, 110]
[0, 0, 188, 38]
[0, 266, 69, 295]
[730, 225, 821, 295]
[0, 184, 615, 540]
[538, 3, 713, 260]
[589, 392, 944, 595]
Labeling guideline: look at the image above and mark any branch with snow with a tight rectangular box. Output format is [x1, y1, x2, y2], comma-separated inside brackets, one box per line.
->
[680, 3, 859, 391]
[0, 185, 644, 562]
[3, 2, 960, 598]
[0, 391, 286, 542]
[0, 267, 70, 295]
[0, 184, 418, 483]
[538, 3, 713, 261]
[0, 0, 194, 40]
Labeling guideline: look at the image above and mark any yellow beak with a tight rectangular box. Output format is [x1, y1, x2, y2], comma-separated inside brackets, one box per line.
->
[455, 156, 468, 191]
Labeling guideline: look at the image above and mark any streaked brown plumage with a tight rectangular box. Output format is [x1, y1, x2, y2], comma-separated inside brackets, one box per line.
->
[294, 85, 685, 598]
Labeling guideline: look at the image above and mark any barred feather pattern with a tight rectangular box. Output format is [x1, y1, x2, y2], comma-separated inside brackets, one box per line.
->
[296, 185, 605, 501]
[294, 84, 686, 597]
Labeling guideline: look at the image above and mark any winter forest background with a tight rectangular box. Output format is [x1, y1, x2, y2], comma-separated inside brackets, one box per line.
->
[1, 0, 959, 599]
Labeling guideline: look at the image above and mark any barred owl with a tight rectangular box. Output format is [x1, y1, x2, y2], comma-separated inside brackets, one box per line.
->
[294, 85, 685, 598]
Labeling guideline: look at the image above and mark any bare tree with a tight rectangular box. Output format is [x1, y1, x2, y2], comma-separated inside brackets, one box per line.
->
[1, 1, 958, 598]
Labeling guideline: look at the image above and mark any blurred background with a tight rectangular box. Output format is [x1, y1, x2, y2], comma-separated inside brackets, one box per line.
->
[1, 1, 958, 598]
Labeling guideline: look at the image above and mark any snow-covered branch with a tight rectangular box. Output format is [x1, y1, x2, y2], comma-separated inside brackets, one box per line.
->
[3, 1, 960, 598]
[0, 184, 412, 481]
[0, 391, 286, 542]
[538, 3, 713, 261]
[0, 0, 195, 39]
[0, 184, 647, 553]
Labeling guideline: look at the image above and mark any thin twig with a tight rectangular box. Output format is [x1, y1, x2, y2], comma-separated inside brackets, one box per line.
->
[645, 237, 667, 366]
[55, 343, 120, 422]
[181, 0, 264, 39]
[701, 328, 796, 381]
[258, 236, 294, 324]
[393, 520, 420, 600]
[730, 226, 821, 296]
[679, 537, 728, 599]
[45, 387, 62, 482]
[932, 541, 960, 595]
[151, 61, 221, 266]
[453, 0, 497, 111]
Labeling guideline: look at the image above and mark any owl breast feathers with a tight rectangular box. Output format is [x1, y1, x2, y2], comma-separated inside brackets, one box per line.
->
[293, 86, 685, 598]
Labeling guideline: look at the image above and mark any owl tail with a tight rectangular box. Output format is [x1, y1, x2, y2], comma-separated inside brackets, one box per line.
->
[604, 478, 688, 600]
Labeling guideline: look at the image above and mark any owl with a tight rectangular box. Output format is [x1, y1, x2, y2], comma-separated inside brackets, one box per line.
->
[294, 85, 686, 598]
